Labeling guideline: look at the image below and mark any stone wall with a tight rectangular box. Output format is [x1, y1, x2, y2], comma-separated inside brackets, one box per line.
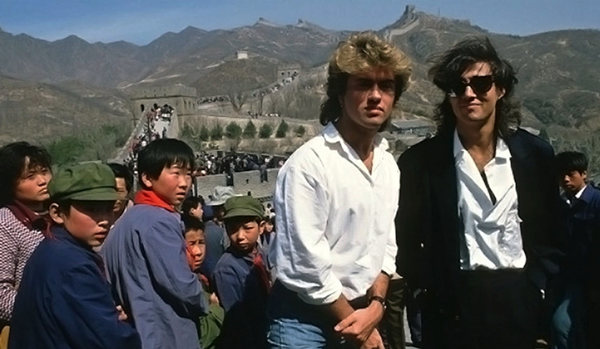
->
[192, 168, 279, 201]
[131, 84, 198, 115]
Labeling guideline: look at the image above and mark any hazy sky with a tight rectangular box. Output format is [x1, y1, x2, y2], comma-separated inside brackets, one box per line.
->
[0, 0, 598, 45]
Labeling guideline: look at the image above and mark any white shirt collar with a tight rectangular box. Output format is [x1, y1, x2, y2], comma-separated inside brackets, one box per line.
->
[323, 122, 389, 152]
[453, 129, 511, 161]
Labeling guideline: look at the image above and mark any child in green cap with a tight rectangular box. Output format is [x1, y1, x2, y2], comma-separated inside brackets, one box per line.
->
[8, 162, 141, 349]
[212, 195, 270, 348]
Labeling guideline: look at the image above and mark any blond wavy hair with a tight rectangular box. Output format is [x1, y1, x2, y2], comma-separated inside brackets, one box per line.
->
[320, 32, 412, 126]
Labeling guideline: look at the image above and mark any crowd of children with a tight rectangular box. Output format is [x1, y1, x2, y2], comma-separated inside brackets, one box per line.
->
[2, 134, 600, 349]
[0, 138, 276, 349]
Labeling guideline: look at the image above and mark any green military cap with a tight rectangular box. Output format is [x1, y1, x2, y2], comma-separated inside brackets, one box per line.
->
[49, 162, 118, 201]
[223, 195, 264, 219]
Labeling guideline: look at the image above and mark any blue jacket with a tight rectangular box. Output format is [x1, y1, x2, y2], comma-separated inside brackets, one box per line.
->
[213, 247, 269, 349]
[9, 226, 141, 349]
[102, 204, 208, 349]
[560, 184, 600, 281]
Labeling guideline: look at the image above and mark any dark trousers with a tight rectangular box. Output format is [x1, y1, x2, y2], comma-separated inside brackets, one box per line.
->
[380, 278, 406, 349]
[424, 269, 542, 349]
[380, 277, 423, 349]
[588, 288, 600, 348]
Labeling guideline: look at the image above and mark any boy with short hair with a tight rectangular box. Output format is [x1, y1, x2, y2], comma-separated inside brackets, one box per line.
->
[8, 162, 141, 349]
[181, 215, 224, 349]
[552, 151, 600, 348]
[212, 195, 269, 349]
[102, 138, 208, 349]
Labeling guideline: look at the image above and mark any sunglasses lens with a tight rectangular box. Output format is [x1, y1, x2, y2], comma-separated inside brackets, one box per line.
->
[448, 82, 466, 96]
[469, 76, 494, 94]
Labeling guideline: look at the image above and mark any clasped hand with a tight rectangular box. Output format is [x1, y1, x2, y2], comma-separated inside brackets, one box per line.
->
[334, 302, 385, 348]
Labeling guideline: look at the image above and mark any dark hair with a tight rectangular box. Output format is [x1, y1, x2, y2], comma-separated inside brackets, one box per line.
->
[181, 214, 205, 235]
[107, 162, 134, 194]
[137, 139, 195, 188]
[0, 142, 52, 205]
[320, 31, 412, 128]
[555, 151, 588, 176]
[181, 196, 204, 217]
[428, 36, 521, 137]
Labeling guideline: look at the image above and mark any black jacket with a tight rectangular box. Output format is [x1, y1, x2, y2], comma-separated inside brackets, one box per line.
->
[395, 128, 563, 344]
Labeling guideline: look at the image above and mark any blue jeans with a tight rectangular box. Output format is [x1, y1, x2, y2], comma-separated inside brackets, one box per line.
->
[266, 282, 356, 349]
[267, 317, 357, 348]
[552, 283, 585, 349]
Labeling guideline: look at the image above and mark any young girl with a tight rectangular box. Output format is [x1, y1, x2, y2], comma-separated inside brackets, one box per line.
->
[0, 142, 52, 346]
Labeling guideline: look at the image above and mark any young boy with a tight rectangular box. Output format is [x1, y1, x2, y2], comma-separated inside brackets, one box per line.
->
[0, 142, 52, 346]
[102, 138, 208, 349]
[212, 195, 269, 349]
[8, 162, 141, 349]
[181, 215, 224, 349]
[552, 151, 600, 348]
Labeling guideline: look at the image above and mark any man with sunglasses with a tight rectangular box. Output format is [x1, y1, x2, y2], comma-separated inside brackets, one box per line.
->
[395, 37, 562, 349]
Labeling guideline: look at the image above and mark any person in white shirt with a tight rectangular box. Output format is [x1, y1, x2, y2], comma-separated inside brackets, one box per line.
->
[266, 32, 411, 349]
[396, 37, 562, 349]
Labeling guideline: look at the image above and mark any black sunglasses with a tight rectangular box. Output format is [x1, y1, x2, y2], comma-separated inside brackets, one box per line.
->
[448, 75, 494, 97]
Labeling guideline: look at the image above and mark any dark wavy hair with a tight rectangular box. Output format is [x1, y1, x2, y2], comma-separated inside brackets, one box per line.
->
[0, 142, 52, 206]
[428, 36, 521, 137]
[319, 32, 412, 128]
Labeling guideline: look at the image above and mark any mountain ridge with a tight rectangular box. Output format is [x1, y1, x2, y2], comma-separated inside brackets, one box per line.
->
[0, 5, 598, 156]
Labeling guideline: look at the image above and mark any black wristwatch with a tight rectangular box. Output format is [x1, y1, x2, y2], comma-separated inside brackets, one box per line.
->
[369, 295, 386, 310]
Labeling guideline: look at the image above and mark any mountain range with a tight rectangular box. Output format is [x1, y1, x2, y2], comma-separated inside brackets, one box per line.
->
[0, 5, 599, 147]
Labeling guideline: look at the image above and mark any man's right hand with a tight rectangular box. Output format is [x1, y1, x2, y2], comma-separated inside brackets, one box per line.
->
[334, 301, 384, 345]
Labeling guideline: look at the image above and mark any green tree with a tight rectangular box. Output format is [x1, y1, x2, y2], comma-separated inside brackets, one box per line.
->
[47, 136, 89, 165]
[294, 125, 306, 137]
[200, 125, 210, 141]
[225, 122, 242, 140]
[210, 123, 223, 140]
[181, 123, 195, 138]
[259, 123, 273, 139]
[243, 121, 257, 139]
[275, 120, 289, 138]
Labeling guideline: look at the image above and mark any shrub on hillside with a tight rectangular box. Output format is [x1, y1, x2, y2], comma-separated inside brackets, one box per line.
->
[225, 122, 242, 139]
[275, 120, 289, 138]
[211, 123, 223, 140]
[259, 123, 273, 139]
[243, 121, 257, 139]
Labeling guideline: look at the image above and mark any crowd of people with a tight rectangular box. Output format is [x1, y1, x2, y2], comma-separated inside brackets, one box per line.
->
[194, 151, 285, 184]
[121, 105, 172, 173]
[1, 32, 599, 349]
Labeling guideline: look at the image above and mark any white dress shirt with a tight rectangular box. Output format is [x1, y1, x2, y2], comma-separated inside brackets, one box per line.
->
[454, 130, 527, 270]
[562, 185, 587, 206]
[271, 123, 399, 304]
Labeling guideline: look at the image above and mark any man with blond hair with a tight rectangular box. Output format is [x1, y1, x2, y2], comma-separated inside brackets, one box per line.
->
[267, 32, 411, 349]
